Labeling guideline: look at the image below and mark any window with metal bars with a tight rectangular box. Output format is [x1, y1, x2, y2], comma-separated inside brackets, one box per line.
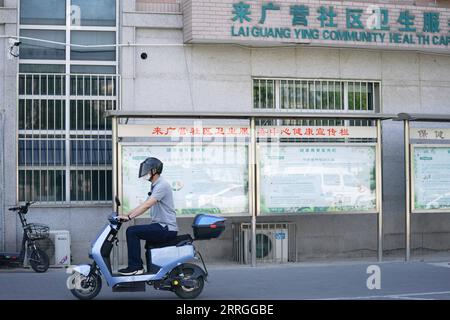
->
[253, 79, 380, 112]
[17, 0, 118, 205]
[254, 79, 379, 144]
[18, 73, 117, 204]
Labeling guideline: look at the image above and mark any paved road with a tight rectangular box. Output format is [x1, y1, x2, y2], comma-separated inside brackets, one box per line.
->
[1, 260, 450, 300]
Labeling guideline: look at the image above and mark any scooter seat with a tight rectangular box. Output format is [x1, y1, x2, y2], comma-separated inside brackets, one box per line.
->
[145, 234, 193, 250]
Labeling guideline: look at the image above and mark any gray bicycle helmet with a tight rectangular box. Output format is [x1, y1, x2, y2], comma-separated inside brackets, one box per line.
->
[138, 157, 163, 178]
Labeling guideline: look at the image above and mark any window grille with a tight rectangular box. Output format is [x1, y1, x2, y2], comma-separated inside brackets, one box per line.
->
[18, 73, 118, 204]
[254, 78, 380, 113]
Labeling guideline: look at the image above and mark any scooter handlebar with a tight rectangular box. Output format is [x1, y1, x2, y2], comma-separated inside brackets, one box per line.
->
[108, 214, 121, 225]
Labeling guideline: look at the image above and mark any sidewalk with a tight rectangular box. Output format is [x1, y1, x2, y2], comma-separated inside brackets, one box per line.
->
[2, 251, 450, 273]
[1, 255, 450, 300]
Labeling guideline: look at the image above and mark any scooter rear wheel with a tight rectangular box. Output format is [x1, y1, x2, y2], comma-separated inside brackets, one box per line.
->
[170, 264, 205, 299]
[69, 272, 102, 300]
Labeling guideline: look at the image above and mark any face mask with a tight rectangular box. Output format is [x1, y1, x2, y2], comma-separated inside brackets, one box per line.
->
[141, 173, 152, 182]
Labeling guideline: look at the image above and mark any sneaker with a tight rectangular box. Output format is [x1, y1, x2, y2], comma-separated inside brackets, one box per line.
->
[118, 266, 145, 275]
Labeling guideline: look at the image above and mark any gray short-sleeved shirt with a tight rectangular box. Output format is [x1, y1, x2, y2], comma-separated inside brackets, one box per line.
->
[149, 176, 179, 232]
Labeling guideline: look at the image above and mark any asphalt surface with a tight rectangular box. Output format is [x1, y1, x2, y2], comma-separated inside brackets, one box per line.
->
[1, 258, 450, 300]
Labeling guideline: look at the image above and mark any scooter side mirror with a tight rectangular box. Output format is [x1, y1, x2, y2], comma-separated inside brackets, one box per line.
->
[115, 196, 121, 207]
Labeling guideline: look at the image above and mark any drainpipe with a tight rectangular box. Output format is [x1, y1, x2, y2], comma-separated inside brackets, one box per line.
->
[0, 110, 4, 251]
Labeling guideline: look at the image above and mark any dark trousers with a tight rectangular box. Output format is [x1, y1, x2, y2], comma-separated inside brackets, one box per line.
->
[126, 223, 177, 268]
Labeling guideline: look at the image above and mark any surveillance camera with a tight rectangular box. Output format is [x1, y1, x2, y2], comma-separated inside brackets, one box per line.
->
[141, 52, 148, 60]
[8, 38, 21, 46]
[8, 39, 21, 59]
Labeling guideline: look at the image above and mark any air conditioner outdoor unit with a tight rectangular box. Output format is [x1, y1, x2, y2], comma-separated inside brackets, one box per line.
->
[242, 227, 289, 264]
[26, 230, 71, 268]
[48, 230, 71, 267]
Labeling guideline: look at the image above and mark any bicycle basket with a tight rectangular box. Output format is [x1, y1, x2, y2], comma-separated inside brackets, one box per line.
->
[26, 223, 50, 240]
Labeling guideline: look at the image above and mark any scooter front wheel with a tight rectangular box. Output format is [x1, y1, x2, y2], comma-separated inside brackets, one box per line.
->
[68, 272, 102, 300]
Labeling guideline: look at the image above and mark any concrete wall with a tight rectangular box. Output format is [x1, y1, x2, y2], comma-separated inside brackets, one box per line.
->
[18, 207, 112, 264]
[125, 28, 450, 115]
[1, 1, 449, 265]
[121, 22, 450, 262]
[0, 24, 4, 251]
[0, 1, 17, 253]
[0, 1, 117, 263]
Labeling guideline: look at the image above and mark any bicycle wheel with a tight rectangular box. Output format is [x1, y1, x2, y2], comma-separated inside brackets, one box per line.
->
[29, 248, 50, 273]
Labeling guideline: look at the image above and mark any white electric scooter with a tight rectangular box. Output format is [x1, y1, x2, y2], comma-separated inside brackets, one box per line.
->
[67, 197, 225, 300]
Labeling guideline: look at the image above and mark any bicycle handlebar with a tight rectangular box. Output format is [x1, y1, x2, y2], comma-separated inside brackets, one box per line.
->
[8, 201, 36, 212]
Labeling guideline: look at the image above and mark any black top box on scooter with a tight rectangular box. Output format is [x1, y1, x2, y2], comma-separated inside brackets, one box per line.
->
[192, 214, 226, 240]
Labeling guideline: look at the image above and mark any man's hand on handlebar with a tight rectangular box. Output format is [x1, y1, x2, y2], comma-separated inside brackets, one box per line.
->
[117, 215, 131, 222]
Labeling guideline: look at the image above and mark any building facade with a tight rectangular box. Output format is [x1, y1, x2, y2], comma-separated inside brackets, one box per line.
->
[1, 0, 450, 264]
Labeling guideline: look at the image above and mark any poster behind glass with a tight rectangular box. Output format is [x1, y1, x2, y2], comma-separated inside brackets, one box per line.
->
[121, 144, 248, 216]
[259, 145, 376, 213]
[413, 146, 450, 211]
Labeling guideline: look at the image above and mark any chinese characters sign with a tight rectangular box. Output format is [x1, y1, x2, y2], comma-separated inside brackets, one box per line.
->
[257, 126, 376, 138]
[118, 124, 376, 139]
[118, 124, 250, 138]
[411, 128, 450, 140]
[184, 0, 450, 50]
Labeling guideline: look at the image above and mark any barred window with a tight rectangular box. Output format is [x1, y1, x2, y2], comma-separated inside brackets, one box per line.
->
[69, 101, 115, 131]
[254, 79, 380, 112]
[19, 73, 65, 96]
[70, 137, 112, 166]
[70, 170, 112, 202]
[70, 74, 117, 96]
[18, 0, 118, 205]
[253, 79, 275, 109]
[19, 170, 66, 202]
[18, 73, 118, 205]
[18, 139, 66, 166]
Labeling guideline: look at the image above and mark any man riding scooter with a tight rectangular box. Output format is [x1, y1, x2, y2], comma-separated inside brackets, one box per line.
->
[117, 157, 179, 276]
[68, 155, 225, 299]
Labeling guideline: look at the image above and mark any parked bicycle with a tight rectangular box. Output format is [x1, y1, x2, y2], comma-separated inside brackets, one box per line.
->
[0, 202, 50, 272]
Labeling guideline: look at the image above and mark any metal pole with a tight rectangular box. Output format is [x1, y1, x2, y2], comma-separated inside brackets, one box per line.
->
[376, 119, 383, 262]
[112, 117, 119, 271]
[65, 0, 71, 204]
[0, 111, 4, 251]
[112, 117, 118, 211]
[404, 120, 411, 261]
[249, 117, 257, 267]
